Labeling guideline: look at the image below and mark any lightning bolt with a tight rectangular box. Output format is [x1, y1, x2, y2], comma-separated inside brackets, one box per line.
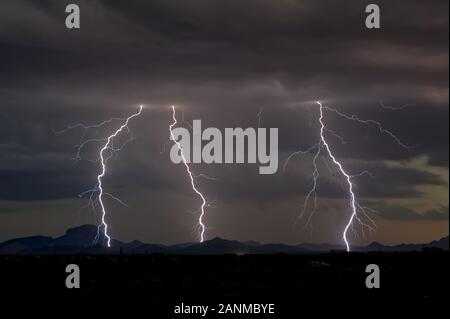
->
[317, 102, 359, 252]
[169, 106, 208, 243]
[285, 101, 408, 251]
[257, 108, 264, 128]
[96, 105, 143, 247]
[56, 105, 143, 247]
[379, 99, 415, 111]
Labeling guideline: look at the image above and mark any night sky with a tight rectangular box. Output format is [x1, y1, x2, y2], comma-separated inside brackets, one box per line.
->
[0, 0, 448, 246]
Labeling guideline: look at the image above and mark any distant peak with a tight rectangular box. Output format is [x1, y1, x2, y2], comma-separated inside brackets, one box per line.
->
[65, 224, 98, 234]
[367, 242, 384, 248]
[206, 237, 236, 244]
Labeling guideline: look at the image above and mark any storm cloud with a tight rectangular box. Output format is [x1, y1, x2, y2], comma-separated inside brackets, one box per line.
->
[0, 0, 448, 245]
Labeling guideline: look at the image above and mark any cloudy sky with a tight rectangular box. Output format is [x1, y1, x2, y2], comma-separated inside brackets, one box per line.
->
[0, 0, 448, 246]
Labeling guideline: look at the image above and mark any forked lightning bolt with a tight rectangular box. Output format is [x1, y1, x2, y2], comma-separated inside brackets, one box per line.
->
[56, 105, 143, 247]
[170, 106, 208, 243]
[317, 102, 358, 252]
[285, 101, 409, 252]
[96, 106, 143, 247]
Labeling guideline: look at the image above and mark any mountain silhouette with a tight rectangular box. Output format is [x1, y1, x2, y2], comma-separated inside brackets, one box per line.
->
[0, 236, 53, 254]
[54, 224, 111, 247]
[0, 225, 448, 255]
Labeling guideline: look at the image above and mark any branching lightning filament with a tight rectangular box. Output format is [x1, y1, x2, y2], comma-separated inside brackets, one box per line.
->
[56, 105, 143, 247]
[285, 101, 408, 252]
[170, 106, 208, 243]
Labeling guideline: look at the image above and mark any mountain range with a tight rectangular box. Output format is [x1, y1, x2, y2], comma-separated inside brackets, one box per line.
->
[0, 225, 448, 255]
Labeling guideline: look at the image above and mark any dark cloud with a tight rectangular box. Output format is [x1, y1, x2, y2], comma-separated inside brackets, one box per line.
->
[0, 0, 447, 243]
[374, 205, 449, 221]
[0, 169, 89, 201]
[347, 161, 446, 198]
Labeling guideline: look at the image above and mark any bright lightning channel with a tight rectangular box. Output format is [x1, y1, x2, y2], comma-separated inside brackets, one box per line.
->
[56, 105, 143, 247]
[169, 106, 208, 243]
[317, 102, 358, 252]
[97, 105, 143, 247]
[285, 101, 409, 252]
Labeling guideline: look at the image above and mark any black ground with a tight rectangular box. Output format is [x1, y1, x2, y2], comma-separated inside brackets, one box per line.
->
[0, 252, 447, 316]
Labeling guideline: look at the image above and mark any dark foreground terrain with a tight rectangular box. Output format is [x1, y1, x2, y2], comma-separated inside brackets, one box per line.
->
[1, 252, 447, 316]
